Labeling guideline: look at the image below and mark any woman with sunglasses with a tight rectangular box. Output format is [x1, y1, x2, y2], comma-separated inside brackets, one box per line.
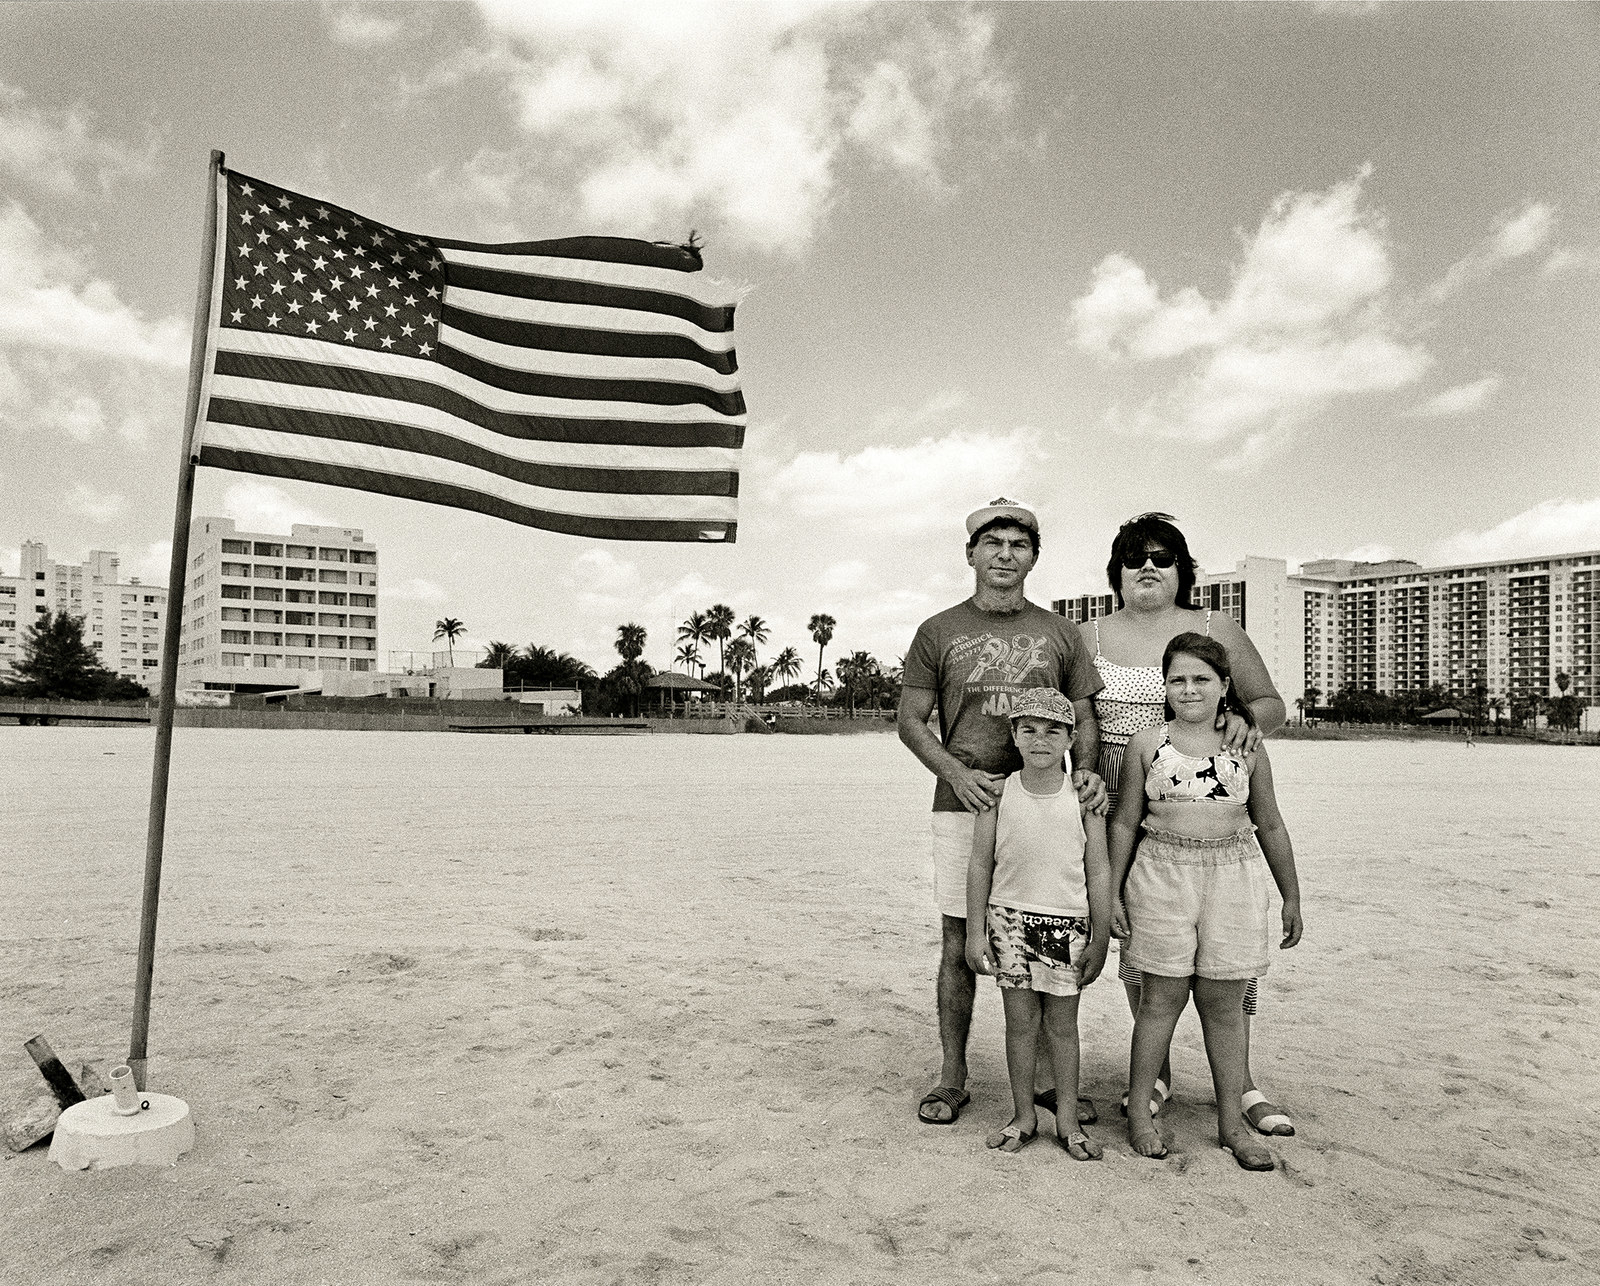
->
[1082, 513, 1294, 1138]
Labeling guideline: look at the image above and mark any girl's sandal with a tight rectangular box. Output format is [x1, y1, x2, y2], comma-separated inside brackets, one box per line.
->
[1061, 1130, 1103, 1162]
[1119, 1077, 1170, 1118]
[985, 1123, 1036, 1153]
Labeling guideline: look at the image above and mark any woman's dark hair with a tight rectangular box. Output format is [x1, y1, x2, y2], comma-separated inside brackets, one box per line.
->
[1106, 512, 1196, 609]
[1162, 632, 1254, 731]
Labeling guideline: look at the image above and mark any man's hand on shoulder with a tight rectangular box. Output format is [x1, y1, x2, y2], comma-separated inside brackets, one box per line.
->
[1071, 768, 1107, 817]
[943, 763, 1005, 812]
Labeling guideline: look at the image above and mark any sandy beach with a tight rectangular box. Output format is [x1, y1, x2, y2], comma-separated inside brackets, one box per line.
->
[2, 727, 1597, 1285]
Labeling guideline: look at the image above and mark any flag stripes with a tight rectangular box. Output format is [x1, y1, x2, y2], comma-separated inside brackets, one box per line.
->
[194, 167, 745, 542]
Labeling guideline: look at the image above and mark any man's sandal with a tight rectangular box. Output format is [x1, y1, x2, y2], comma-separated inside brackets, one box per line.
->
[1241, 1089, 1295, 1136]
[1032, 1088, 1097, 1124]
[916, 1085, 970, 1125]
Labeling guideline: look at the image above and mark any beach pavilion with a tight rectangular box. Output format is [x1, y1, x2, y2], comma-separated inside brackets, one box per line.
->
[645, 671, 724, 713]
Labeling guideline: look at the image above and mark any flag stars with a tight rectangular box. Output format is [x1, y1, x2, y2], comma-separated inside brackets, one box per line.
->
[384, 303, 398, 318]
[328, 276, 343, 292]
[270, 280, 286, 295]
[344, 328, 356, 341]
[400, 322, 414, 337]
[379, 335, 395, 349]
[290, 268, 306, 284]
[256, 231, 270, 245]
[286, 299, 302, 314]
[258, 203, 272, 215]
[309, 289, 325, 303]
[274, 249, 289, 263]
[426, 286, 440, 299]
[240, 210, 254, 225]
[276, 220, 290, 232]
[293, 237, 308, 251]
[365, 284, 380, 298]
[253, 262, 268, 276]
[349, 264, 365, 279]
[249, 294, 264, 309]
[277, 195, 290, 208]
[402, 294, 417, 307]
[333, 227, 347, 241]
[315, 206, 329, 219]
[266, 313, 281, 327]
[297, 216, 310, 229]
[304, 319, 320, 334]
[363, 316, 378, 330]
[418, 341, 433, 356]
[312, 256, 327, 270]
[229, 309, 243, 323]
[234, 276, 248, 291]
[240, 183, 254, 197]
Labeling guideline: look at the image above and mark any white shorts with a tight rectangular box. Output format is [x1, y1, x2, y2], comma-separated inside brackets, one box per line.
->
[930, 810, 977, 919]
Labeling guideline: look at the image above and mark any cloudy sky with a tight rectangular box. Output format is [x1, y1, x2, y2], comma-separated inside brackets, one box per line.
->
[2, 2, 1597, 674]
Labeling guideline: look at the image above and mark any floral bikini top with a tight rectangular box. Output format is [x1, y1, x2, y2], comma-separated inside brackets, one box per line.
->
[1144, 723, 1251, 804]
[1091, 611, 1211, 747]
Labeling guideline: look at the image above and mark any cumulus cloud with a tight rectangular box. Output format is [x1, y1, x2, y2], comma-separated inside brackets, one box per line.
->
[1404, 374, 1502, 419]
[325, 4, 406, 46]
[444, 2, 1013, 252]
[1072, 171, 1429, 464]
[0, 82, 160, 196]
[0, 203, 187, 366]
[216, 480, 336, 533]
[66, 482, 125, 522]
[767, 426, 1045, 530]
[1428, 498, 1600, 566]
[1432, 201, 1556, 299]
[383, 577, 450, 606]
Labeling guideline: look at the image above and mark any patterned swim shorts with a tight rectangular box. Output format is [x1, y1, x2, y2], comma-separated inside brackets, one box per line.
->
[985, 903, 1090, 997]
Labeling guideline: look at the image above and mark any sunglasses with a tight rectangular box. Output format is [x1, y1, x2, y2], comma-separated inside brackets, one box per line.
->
[1121, 549, 1177, 570]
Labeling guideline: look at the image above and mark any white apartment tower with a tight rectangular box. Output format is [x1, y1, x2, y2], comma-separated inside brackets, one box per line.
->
[178, 517, 379, 693]
[0, 540, 166, 683]
[1054, 547, 1600, 710]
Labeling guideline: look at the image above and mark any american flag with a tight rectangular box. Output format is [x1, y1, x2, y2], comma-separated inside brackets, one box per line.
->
[191, 166, 744, 542]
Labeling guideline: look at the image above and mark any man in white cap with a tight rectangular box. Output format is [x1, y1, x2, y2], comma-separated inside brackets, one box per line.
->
[898, 497, 1105, 1126]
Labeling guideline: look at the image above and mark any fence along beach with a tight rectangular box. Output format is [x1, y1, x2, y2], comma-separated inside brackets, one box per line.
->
[3, 728, 1596, 1281]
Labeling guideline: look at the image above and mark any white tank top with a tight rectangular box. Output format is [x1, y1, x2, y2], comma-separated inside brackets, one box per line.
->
[990, 776, 1089, 918]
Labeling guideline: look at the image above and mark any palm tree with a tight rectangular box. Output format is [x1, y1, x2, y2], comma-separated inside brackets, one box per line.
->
[615, 622, 647, 663]
[674, 643, 701, 674]
[433, 616, 466, 665]
[836, 650, 880, 713]
[738, 614, 770, 650]
[725, 636, 756, 703]
[1301, 685, 1321, 725]
[677, 611, 711, 676]
[771, 645, 802, 695]
[748, 663, 773, 703]
[706, 604, 735, 680]
[519, 644, 597, 688]
[808, 613, 836, 703]
[480, 640, 518, 671]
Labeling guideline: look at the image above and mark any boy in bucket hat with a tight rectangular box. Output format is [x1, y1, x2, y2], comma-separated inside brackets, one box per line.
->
[965, 687, 1111, 1157]
[898, 499, 1105, 1130]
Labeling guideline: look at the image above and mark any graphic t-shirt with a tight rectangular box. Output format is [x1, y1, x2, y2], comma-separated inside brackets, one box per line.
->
[902, 599, 1102, 812]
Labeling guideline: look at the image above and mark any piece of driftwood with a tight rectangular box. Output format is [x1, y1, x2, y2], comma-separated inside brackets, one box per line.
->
[2, 1091, 62, 1151]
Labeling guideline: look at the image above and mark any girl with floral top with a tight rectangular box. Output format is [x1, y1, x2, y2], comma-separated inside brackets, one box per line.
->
[1108, 634, 1303, 1171]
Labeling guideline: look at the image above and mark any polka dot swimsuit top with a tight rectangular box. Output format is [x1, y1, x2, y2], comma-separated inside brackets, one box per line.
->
[1090, 611, 1211, 747]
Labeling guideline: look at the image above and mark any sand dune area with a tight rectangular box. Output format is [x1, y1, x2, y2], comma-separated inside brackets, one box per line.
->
[2, 727, 1597, 1285]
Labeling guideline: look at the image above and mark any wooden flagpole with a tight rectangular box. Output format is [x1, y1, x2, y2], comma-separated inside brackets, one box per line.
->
[128, 148, 224, 1091]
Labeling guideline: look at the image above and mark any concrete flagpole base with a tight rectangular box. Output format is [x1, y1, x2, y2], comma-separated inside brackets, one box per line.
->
[48, 1093, 194, 1171]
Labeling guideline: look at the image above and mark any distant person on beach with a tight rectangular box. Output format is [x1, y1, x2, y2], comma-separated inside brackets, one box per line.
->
[898, 497, 1105, 1129]
[1109, 634, 1303, 1171]
[1084, 513, 1295, 1137]
[965, 688, 1110, 1159]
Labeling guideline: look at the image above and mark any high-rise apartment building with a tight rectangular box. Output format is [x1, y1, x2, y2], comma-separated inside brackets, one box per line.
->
[0, 541, 166, 683]
[1054, 547, 1600, 709]
[177, 517, 378, 693]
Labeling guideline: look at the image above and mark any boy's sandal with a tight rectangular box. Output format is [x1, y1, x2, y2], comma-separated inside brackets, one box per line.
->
[1060, 1130, 1103, 1162]
[1119, 1076, 1170, 1118]
[916, 1086, 970, 1125]
[1241, 1089, 1295, 1136]
[985, 1123, 1036, 1153]
[1032, 1088, 1098, 1125]
[1223, 1139, 1276, 1172]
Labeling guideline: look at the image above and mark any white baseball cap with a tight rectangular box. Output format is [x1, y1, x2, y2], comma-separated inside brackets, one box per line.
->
[965, 497, 1040, 537]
